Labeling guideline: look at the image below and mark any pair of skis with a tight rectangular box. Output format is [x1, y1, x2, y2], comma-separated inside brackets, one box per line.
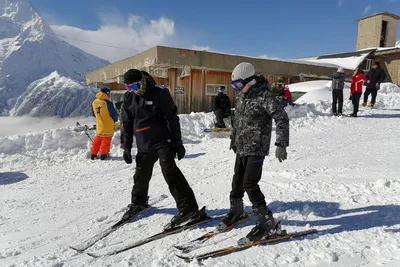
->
[69, 195, 216, 257]
[70, 196, 317, 261]
[173, 214, 318, 262]
[176, 228, 318, 262]
[69, 194, 168, 252]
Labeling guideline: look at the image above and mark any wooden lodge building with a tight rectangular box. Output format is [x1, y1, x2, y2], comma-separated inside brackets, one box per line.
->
[86, 12, 400, 114]
[85, 46, 340, 114]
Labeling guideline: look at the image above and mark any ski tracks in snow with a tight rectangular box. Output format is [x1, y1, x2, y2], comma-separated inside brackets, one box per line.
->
[0, 108, 400, 266]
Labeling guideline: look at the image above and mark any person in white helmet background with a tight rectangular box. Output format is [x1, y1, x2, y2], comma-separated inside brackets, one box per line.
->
[331, 67, 346, 116]
[217, 62, 290, 245]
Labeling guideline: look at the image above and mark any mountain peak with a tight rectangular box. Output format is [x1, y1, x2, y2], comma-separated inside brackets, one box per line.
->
[0, 0, 52, 41]
[0, 0, 109, 115]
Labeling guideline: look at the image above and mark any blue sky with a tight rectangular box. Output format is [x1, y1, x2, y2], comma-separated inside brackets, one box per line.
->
[31, 0, 400, 62]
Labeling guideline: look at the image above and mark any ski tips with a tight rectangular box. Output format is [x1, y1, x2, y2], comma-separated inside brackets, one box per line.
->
[68, 246, 85, 253]
[176, 254, 193, 262]
[86, 252, 101, 258]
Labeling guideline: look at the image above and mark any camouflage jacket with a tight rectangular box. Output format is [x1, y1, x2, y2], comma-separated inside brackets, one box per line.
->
[231, 76, 290, 157]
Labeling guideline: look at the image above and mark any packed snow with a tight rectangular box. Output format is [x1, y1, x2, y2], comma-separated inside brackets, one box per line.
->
[1, 83, 400, 266]
[0, 0, 108, 115]
[302, 53, 370, 70]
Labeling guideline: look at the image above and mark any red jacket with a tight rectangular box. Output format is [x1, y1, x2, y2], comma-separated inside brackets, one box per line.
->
[350, 73, 366, 94]
[284, 88, 292, 101]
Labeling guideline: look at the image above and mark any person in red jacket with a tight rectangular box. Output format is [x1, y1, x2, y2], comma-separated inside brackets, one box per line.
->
[278, 85, 294, 107]
[349, 68, 366, 117]
[284, 85, 294, 106]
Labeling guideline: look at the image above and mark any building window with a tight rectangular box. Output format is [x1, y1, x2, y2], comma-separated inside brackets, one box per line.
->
[205, 84, 226, 96]
[380, 20, 388, 47]
[361, 58, 373, 72]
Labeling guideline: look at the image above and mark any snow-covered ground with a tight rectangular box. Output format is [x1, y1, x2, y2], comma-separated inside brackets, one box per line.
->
[1, 85, 400, 267]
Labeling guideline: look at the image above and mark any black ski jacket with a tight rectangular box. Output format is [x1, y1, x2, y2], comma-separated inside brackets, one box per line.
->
[120, 73, 182, 153]
[215, 92, 231, 116]
[366, 67, 386, 89]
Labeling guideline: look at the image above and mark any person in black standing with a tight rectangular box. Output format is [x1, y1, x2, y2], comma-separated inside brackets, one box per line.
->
[362, 62, 386, 108]
[120, 69, 207, 229]
[331, 67, 345, 116]
[213, 86, 231, 128]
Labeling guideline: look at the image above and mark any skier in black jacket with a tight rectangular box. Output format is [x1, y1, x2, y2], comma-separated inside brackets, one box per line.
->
[120, 69, 207, 229]
[214, 86, 231, 128]
[362, 62, 386, 108]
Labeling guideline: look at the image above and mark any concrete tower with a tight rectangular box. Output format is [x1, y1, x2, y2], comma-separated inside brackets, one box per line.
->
[356, 12, 400, 50]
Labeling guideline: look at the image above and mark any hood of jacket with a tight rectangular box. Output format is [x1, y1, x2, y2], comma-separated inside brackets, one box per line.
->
[137, 71, 157, 96]
[96, 92, 110, 100]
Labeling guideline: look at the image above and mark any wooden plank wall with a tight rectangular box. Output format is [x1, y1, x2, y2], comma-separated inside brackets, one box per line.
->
[168, 68, 294, 114]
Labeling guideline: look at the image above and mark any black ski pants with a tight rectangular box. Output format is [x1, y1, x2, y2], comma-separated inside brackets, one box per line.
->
[332, 89, 343, 114]
[131, 146, 199, 214]
[351, 93, 362, 114]
[364, 88, 378, 104]
[230, 155, 267, 208]
[214, 109, 226, 128]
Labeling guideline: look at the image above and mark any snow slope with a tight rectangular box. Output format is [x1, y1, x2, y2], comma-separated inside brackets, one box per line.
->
[1, 85, 400, 266]
[0, 0, 108, 115]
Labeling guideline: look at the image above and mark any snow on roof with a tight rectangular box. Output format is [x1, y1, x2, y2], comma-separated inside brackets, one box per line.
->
[159, 45, 340, 69]
[301, 52, 370, 70]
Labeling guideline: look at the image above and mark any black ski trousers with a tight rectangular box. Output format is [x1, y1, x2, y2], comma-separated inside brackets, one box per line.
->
[230, 155, 267, 208]
[364, 88, 378, 104]
[214, 109, 226, 128]
[131, 146, 199, 214]
[351, 93, 362, 114]
[332, 89, 343, 114]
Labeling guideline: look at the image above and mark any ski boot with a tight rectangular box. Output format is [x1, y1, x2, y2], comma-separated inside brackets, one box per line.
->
[100, 154, 110, 160]
[164, 206, 208, 231]
[216, 199, 248, 232]
[121, 203, 149, 221]
[237, 207, 284, 246]
[90, 154, 97, 160]
[362, 102, 367, 107]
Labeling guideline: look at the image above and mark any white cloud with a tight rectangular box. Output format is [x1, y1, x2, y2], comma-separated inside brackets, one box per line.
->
[258, 54, 269, 59]
[338, 0, 344, 7]
[396, 40, 400, 48]
[50, 13, 175, 62]
[191, 45, 211, 51]
[363, 5, 372, 15]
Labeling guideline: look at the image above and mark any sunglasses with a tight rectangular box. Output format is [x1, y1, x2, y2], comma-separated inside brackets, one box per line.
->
[124, 82, 142, 91]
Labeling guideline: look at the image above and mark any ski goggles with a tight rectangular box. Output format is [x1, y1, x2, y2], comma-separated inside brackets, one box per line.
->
[230, 75, 255, 92]
[124, 82, 142, 91]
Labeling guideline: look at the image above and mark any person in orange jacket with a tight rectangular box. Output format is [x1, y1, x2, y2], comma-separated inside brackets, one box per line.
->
[91, 88, 118, 160]
[349, 68, 366, 117]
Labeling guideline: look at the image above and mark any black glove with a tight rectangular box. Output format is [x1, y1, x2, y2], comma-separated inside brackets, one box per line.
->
[175, 145, 186, 160]
[173, 141, 186, 160]
[123, 148, 132, 164]
[275, 146, 287, 163]
[349, 95, 352, 101]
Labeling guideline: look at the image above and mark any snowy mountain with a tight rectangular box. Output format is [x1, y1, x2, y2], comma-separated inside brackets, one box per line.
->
[0, 0, 109, 116]
[10, 71, 97, 117]
[1, 83, 400, 266]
